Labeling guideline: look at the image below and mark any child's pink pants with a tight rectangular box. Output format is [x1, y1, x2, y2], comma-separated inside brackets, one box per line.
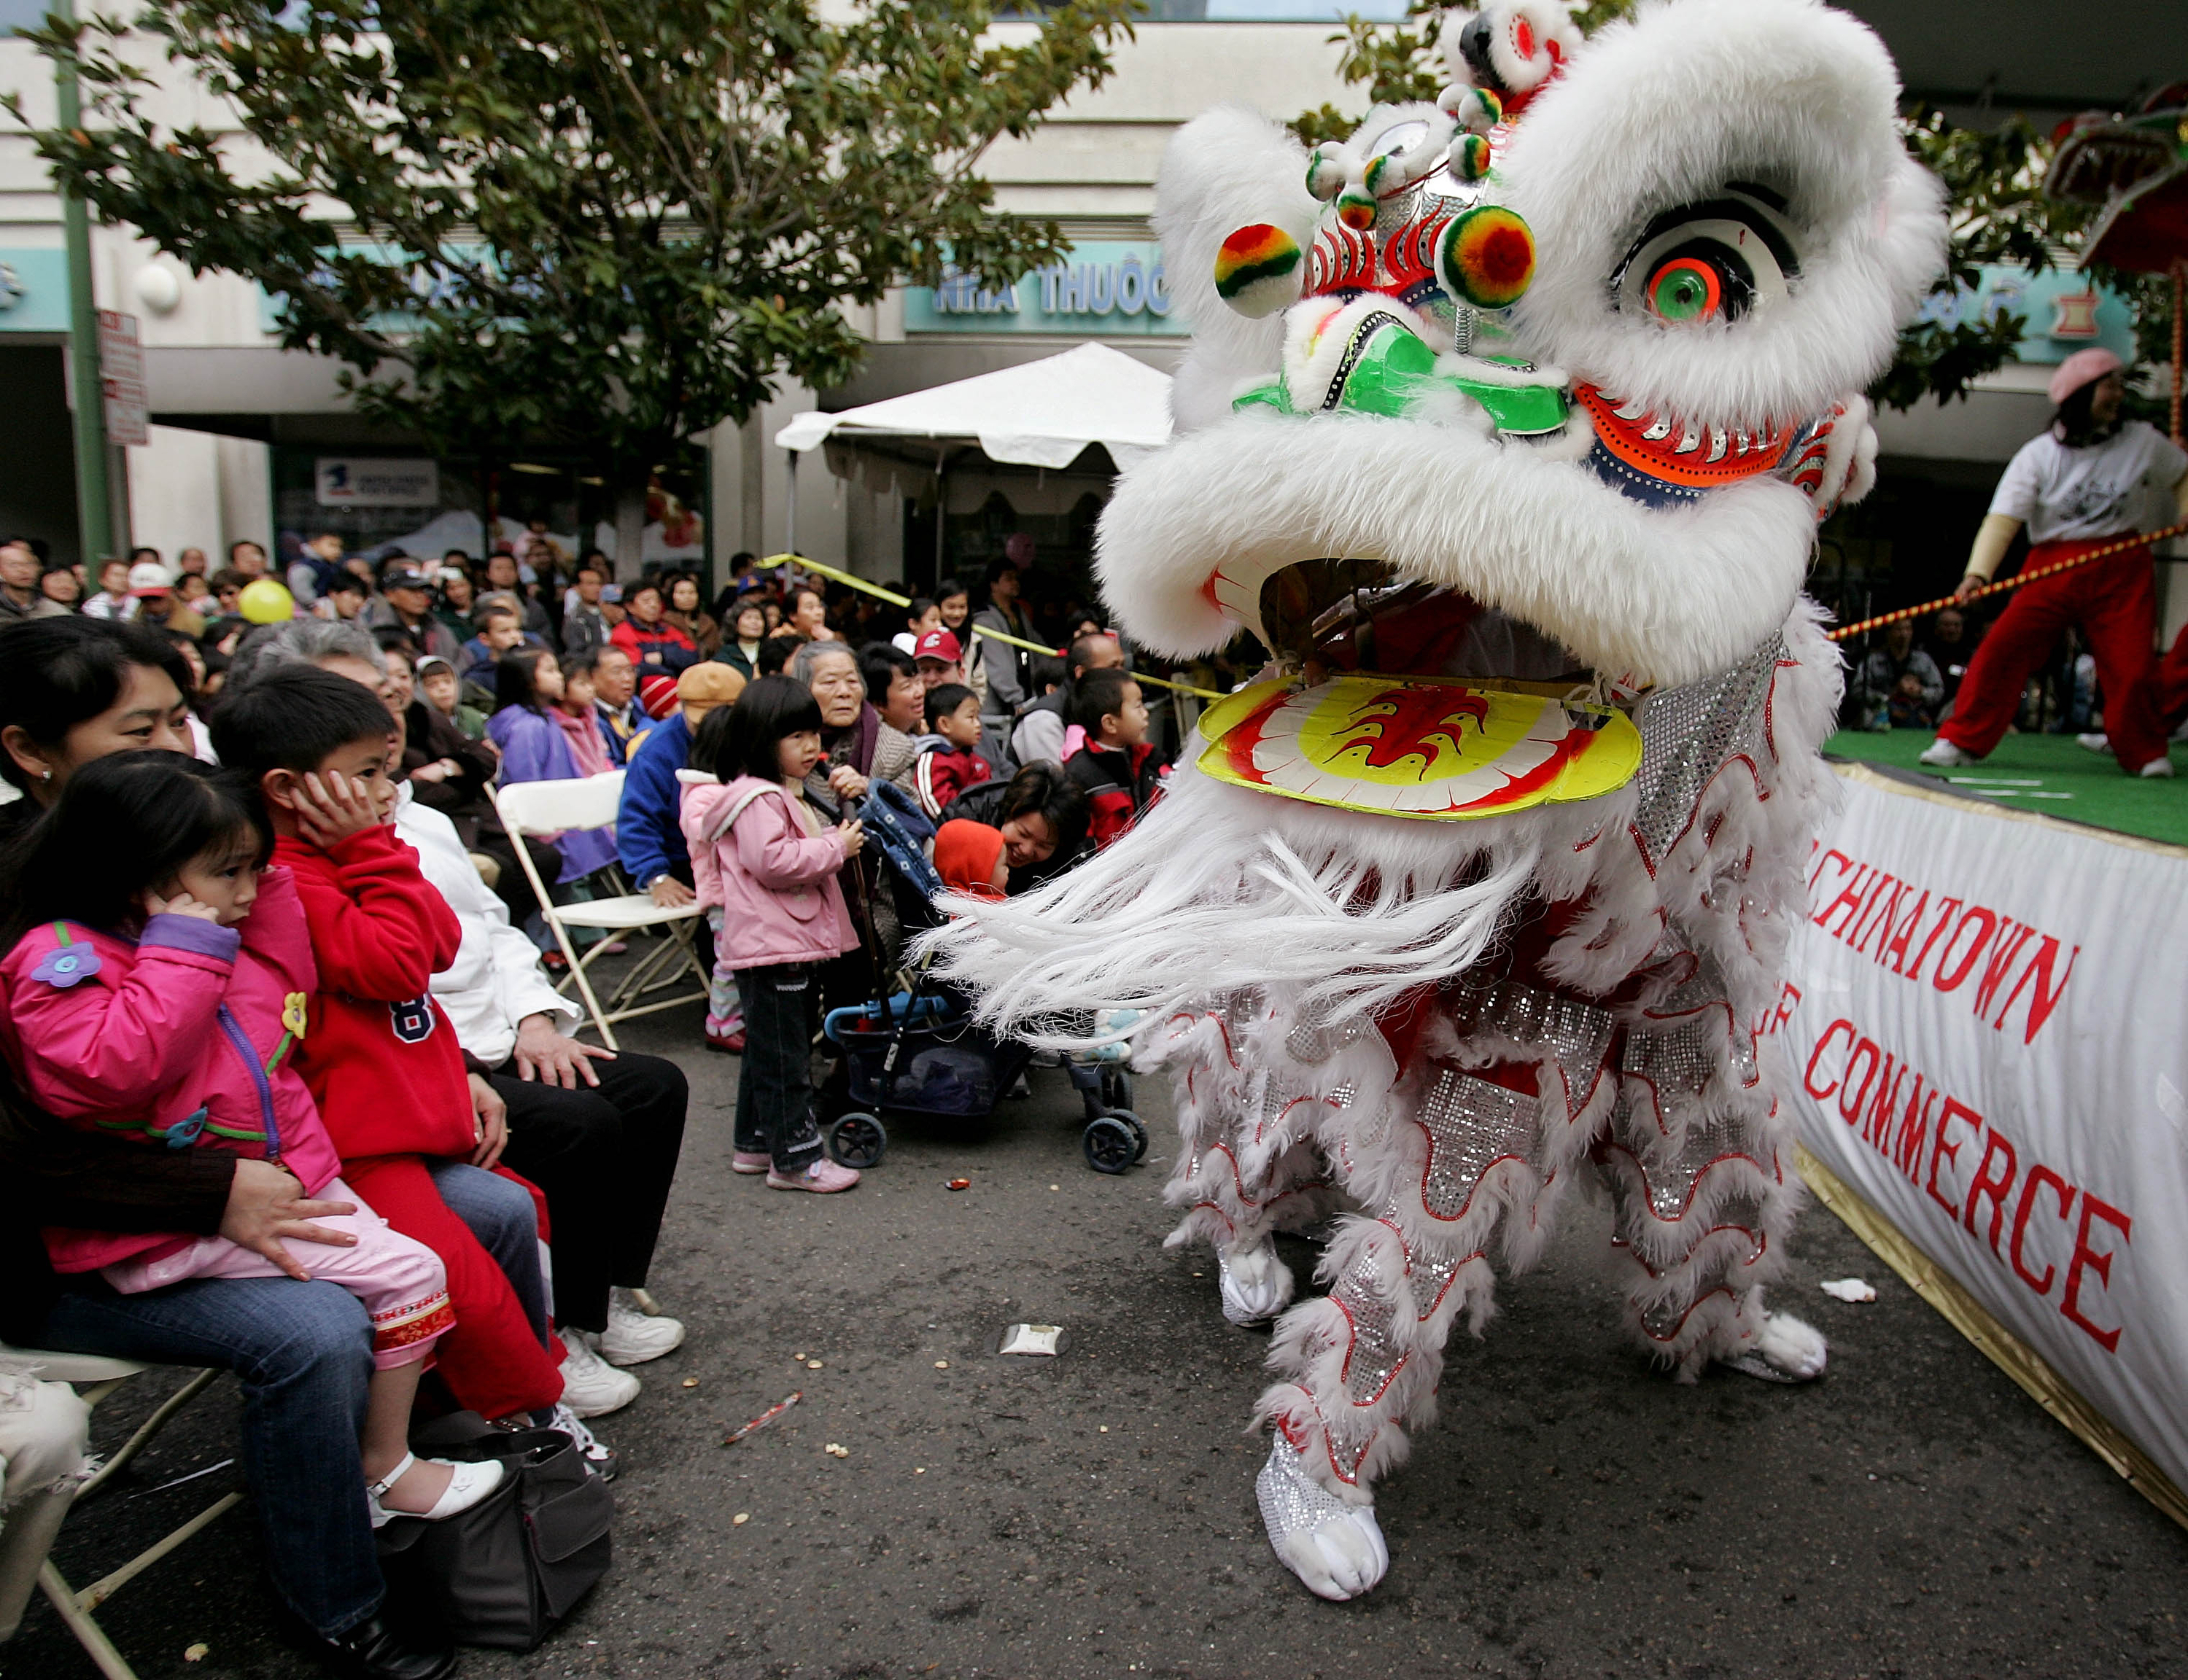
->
[98, 1176, 455, 1371]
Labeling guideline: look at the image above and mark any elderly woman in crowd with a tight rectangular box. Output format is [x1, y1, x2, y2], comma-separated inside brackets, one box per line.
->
[787, 639, 918, 1011]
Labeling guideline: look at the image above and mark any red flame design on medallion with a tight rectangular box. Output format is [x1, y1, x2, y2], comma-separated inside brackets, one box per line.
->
[1335, 686, 1492, 773]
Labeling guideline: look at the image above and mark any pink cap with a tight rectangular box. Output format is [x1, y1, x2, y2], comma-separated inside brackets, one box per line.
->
[2048, 347, 2122, 406]
[913, 628, 963, 664]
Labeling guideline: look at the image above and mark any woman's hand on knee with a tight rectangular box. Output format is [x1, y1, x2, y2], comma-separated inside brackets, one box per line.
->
[220, 1159, 357, 1282]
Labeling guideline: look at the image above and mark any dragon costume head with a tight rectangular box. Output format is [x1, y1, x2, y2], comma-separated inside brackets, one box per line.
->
[919, 7, 1950, 1591]
[926, 0, 1944, 1043]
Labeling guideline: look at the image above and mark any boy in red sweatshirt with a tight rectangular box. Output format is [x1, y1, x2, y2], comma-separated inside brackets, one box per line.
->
[1064, 667, 1168, 849]
[209, 664, 566, 1426]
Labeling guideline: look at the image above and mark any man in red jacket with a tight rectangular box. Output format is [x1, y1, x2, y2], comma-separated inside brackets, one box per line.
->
[210, 666, 570, 1431]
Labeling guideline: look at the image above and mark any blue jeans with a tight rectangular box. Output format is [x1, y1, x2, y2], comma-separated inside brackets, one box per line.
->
[34, 1162, 542, 1639]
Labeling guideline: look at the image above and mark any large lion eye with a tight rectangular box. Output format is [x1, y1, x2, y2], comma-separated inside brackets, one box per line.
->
[1612, 184, 1797, 326]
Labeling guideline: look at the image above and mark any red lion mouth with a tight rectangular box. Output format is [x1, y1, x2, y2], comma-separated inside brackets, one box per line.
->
[1573, 384, 1791, 490]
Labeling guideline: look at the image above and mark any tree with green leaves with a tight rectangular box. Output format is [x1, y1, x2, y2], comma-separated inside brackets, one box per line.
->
[17, 0, 1134, 564]
[1289, 3, 2171, 417]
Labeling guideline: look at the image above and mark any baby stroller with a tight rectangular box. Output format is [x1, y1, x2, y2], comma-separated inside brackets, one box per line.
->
[816, 780, 1147, 1174]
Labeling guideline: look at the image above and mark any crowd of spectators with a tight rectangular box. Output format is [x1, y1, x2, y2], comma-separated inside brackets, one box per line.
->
[0, 527, 1169, 1679]
[1844, 599, 2125, 742]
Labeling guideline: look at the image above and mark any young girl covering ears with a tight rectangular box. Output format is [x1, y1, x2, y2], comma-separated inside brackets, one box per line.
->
[679, 677, 864, 1192]
[0, 752, 502, 1526]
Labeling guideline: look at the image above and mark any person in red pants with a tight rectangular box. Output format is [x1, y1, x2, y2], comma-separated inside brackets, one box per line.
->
[1920, 348, 2188, 778]
[209, 666, 589, 1449]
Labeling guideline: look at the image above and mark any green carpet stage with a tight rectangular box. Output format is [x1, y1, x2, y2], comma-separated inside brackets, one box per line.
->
[1824, 729, 2188, 849]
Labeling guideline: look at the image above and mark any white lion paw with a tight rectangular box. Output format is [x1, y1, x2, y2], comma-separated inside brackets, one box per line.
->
[1218, 1239, 1295, 1326]
[1723, 1311, 1828, 1384]
[1256, 1439, 1389, 1601]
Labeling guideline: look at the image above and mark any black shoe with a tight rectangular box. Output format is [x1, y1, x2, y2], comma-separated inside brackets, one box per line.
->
[317, 1614, 456, 1680]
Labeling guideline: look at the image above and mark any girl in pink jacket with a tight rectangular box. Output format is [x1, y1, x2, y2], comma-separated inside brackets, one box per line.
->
[680, 677, 864, 1192]
[0, 752, 500, 1525]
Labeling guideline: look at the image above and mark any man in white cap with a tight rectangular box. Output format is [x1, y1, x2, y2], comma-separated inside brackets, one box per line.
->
[126, 559, 206, 637]
[1920, 348, 2188, 778]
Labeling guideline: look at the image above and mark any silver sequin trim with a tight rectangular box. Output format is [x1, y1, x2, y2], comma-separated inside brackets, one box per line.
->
[1615, 1115, 1756, 1222]
[1330, 1250, 1401, 1406]
[1257, 1439, 1367, 1544]
[1448, 981, 1616, 1075]
[1419, 1069, 1537, 1220]
[1630, 637, 1783, 862]
[1404, 1245, 1468, 1319]
[1286, 1011, 1368, 1067]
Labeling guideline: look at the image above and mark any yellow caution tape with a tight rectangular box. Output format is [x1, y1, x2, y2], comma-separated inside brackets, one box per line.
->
[757, 553, 1225, 700]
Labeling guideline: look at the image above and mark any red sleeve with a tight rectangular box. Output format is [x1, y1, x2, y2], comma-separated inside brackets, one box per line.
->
[610, 620, 640, 660]
[1086, 789, 1130, 849]
[276, 828, 460, 1000]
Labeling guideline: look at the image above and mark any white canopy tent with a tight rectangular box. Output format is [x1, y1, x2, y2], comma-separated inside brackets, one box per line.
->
[771, 342, 1173, 557]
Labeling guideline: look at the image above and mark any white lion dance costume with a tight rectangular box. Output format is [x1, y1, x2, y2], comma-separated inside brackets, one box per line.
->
[924, 0, 1945, 1599]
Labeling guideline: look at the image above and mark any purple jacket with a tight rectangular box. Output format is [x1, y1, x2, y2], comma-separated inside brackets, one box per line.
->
[489, 704, 618, 882]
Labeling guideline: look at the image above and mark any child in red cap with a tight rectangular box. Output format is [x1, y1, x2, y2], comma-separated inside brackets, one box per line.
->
[934, 820, 1009, 901]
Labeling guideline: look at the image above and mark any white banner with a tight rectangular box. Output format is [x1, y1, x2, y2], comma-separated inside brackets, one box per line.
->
[1778, 767, 2188, 1496]
[315, 457, 440, 508]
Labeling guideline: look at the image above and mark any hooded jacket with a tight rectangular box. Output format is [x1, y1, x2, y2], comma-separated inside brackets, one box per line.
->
[680, 774, 858, 971]
[0, 868, 343, 1273]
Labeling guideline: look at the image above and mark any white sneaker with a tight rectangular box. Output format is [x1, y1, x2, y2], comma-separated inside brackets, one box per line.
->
[2140, 756, 2176, 779]
[1917, 738, 1976, 768]
[557, 1326, 640, 1417]
[1256, 1439, 1389, 1601]
[1217, 1240, 1295, 1326]
[546, 1401, 618, 1480]
[2076, 732, 2110, 754]
[599, 1287, 686, 1366]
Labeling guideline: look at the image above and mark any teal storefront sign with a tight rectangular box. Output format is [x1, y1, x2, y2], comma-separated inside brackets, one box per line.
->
[1918, 264, 2138, 366]
[0, 248, 76, 335]
[904, 241, 1183, 337]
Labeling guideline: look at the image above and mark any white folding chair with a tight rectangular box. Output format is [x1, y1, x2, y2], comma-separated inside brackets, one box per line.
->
[0, 1348, 241, 1680]
[493, 770, 708, 1049]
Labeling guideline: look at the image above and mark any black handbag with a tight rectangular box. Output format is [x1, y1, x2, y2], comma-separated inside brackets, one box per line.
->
[376, 1412, 615, 1650]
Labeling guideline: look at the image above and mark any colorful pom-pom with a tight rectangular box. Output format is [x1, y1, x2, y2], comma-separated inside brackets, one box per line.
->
[1305, 147, 1347, 202]
[1335, 190, 1378, 232]
[1438, 203, 1535, 309]
[1440, 85, 1502, 134]
[1213, 224, 1303, 319]
[1450, 131, 1493, 182]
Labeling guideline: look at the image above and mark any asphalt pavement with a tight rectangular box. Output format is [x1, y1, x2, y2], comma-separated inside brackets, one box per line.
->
[15, 1002, 2188, 1680]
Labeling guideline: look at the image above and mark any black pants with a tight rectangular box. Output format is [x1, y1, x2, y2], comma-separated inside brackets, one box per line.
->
[490, 1049, 688, 1334]
[734, 964, 823, 1174]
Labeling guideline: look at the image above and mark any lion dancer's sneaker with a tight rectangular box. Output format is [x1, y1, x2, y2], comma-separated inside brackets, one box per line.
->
[1256, 1434, 1390, 1601]
[1721, 1306, 1829, 1383]
[1217, 1237, 1296, 1326]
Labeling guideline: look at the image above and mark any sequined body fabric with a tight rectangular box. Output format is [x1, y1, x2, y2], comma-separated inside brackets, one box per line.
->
[1139, 631, 1824, 1501]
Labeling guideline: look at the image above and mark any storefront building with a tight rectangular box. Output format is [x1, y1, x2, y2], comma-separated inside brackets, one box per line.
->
[0, 3, 2175, 612]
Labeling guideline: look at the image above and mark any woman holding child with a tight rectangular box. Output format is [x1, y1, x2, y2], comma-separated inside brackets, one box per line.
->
[0, 617, 544, 1680]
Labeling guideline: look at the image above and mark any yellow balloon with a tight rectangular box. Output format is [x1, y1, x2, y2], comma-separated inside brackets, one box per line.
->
[238, 578, 295, 624]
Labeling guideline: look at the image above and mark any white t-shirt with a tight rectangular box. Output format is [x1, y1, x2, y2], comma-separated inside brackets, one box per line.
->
[1988, 421, 2188, 546]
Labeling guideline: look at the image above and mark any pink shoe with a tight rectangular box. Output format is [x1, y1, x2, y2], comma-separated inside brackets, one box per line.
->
[732, 1151, 771, 1175]
[767, 1159, 861, 1193]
